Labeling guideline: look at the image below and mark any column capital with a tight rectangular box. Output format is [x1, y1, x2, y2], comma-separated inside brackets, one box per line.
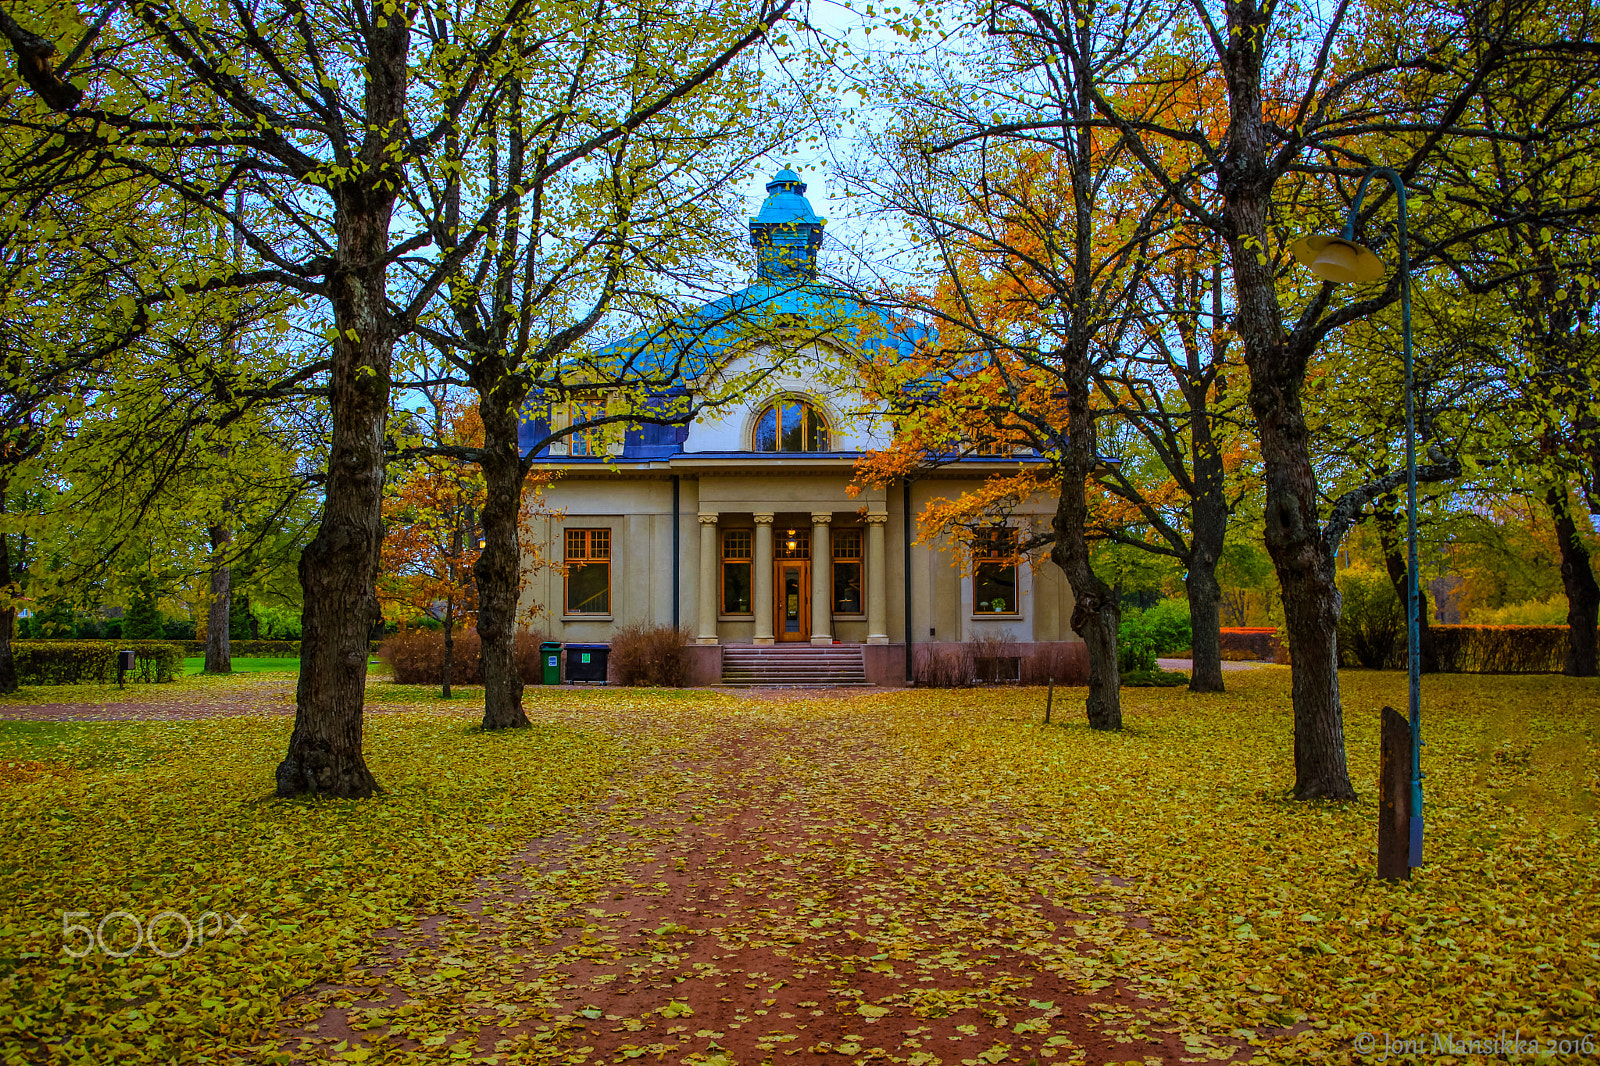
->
[810, 512, 834, 525]
[865, 513, 889, 525]
[698, 513, 720, 525]
[753, 512, 776, 524]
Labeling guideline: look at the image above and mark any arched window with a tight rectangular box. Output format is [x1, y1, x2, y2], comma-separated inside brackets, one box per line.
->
[754, 399, 830, 452]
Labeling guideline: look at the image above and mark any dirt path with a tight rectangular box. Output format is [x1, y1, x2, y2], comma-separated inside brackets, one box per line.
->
[267, 699, 1245, 1066]
[0, 678, 300, 720]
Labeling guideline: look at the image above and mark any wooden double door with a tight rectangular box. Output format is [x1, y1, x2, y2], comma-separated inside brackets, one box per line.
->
[775, 560, 810, 642]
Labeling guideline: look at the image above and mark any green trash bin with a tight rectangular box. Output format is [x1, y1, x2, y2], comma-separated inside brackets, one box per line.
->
[540, 642, 563, 685]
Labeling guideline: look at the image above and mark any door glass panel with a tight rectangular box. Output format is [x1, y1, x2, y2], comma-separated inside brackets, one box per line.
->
[784, 568, 801, 631]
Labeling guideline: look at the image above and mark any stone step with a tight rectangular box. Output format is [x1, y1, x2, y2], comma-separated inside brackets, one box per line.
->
[721, 643, 868, 686]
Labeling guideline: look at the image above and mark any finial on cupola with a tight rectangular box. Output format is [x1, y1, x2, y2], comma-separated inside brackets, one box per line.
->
[749, 168, 825, 283]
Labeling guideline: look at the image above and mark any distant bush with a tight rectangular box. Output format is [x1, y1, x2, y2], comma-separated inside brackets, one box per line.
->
[1019, 644, 1088, 684]
[1120, 599, 1192, 658]
[377, 630, 546, 685]
[608, 624, 692, 686]
[1118, 634, 1159, 675]
[1465, 594, 1569, 626]
[161, 618, 197, 641]
[1337, 568, 1403, 669]
[968, 631, 1020, 684]
[912, 644, 973, 688]
[11, 641, 183, 684]
[251, 602, 304, 640]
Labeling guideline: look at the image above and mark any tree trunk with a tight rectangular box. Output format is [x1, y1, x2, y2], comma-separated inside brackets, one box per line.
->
[0, 516, 15, 695]
[1278, 554, 1355, 798]
[1218, 2, 1354, 799]
[276, 175, 406, 797]
[1186, 446, 1229, 694]
[475, 394, 530, 730]
[1186, 561, 1225, 693]
[1376, 505, 1436, 673]
[1549, 486, 1599, 677]
[442, 606, 454, 699]
[205, 524, 232, 673]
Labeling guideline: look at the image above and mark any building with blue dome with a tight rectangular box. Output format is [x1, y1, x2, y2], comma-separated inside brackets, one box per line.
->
[518, 171, 1086, 685]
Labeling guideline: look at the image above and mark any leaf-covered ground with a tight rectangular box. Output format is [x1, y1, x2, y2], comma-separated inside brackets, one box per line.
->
[1, 669, 1596, 1065]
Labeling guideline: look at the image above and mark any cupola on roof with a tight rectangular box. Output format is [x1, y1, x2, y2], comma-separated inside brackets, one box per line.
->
[749, 168, 825, 283]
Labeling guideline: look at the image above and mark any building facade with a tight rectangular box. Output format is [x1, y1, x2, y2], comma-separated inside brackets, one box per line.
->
[518, 171, 1084, 684]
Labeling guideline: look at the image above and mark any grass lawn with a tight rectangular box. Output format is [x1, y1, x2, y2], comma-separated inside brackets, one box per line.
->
[0, 668, 1594, 1064]
[181, 656, 302, 675]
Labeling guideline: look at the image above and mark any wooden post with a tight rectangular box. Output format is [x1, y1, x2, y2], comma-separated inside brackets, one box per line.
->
[1378, 705, 1412, 880]
[1045, 677, 1054, 724]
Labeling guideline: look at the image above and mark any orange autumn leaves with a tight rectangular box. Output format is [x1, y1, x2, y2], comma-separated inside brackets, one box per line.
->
[379, 402, 560, 632]
[852, 135, 1251, 561]
[379, 403, 488, 631]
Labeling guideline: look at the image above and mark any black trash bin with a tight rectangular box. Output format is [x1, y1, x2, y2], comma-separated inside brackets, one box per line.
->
[564, 643, 609, 684]
[539, 641, 563, 685]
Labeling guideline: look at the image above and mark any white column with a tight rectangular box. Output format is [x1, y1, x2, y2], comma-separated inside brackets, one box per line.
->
[810, 512, 833, 645]
[866, 512, 889, 644]
[753, 513, 775, 645]
[697, 513, 719, 645]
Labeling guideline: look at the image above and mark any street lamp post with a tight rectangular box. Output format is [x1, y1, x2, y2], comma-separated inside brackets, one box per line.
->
[1290, 166, 1423, 869]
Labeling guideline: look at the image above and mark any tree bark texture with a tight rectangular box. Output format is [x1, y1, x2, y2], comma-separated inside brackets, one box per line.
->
[442, 607, 455, 700]
[1186, 448, 1229, 693]
[1185, 561, 1225, 693]
[1219, 0, 1354, 798]
[277, 22, 410, 797]
[1549, 486, 1599, 677]
[0, 519, 15, 695]
[205, 524, 232, 674]
[475, 387, 530, 730]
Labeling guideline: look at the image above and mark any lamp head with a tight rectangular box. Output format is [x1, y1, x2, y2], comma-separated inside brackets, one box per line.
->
[1290, 234, 1386, 284]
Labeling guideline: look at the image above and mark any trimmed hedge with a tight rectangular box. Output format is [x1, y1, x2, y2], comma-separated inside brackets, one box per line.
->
[1219, 627, 1277, 661]
[183, 639, 302, 658]
[1431, 625, 1598, 674]
[11, 641, 184, 684]
[1269, 625, 1596, 673]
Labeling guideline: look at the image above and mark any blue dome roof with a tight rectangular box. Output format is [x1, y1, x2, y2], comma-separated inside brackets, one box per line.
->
[752, 169, 821, 226]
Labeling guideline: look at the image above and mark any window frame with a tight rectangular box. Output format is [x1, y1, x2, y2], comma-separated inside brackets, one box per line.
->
[567, 398, 608, 457]
[971, 527, 1021, 617]
[563, 527, 612, 615]
[753, 398, 831, 453]
[830, 527, 864, 616]
[720, 528, 754, 616]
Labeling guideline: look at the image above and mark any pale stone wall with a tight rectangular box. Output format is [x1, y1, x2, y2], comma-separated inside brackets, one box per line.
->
[518, 470, 1081, 649]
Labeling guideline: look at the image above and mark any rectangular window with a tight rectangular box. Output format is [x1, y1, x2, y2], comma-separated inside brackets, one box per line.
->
[568, 399, 606, 457]
[973, 527, 1019, 615]
[565, 528, 611, 613]
[832, 528, 863, 614]
[722, 529, 753, 614]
